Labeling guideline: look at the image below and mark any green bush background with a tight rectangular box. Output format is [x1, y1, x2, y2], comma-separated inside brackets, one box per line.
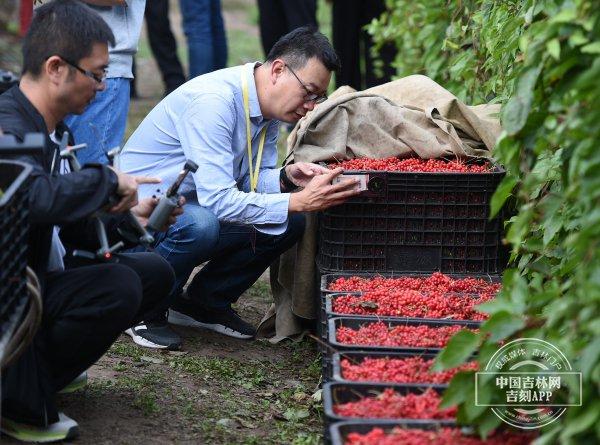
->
[369, 1, 599, 443]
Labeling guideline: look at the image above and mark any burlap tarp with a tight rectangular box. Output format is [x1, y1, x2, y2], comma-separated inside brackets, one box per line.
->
[256, 75, 501, 342]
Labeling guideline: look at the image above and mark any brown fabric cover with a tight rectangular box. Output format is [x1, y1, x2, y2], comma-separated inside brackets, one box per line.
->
[256, 75, 502, 341]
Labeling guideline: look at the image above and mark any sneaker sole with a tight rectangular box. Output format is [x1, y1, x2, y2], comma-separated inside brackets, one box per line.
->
[58, 372, 87, 394]
[1, 415, 78, 443]
[168, 310, 254, 339]
[124, 328, 179, 350]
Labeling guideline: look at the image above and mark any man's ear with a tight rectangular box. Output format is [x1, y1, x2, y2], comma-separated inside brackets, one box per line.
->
[45, 55, 66, 84]
[270, 59, 286, 84]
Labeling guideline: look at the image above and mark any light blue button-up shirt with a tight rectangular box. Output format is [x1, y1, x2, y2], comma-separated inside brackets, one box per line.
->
[120, 63, 290, 234]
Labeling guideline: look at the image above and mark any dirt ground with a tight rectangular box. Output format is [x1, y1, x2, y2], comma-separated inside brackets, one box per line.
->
[2, 276, 323, 445]
[55, 276, 323, 445]
[2, 0, 324, 443]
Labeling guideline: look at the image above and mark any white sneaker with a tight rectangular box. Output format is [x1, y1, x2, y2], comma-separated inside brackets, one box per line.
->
[1, 412, 78, 443]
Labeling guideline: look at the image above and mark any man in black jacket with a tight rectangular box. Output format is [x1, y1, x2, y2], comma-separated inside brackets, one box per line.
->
[0, 1, 180, 442]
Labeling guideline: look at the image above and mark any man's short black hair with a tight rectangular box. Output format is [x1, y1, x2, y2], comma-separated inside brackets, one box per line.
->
[22, 0, 115, 77]
[266, 26, 340, 72]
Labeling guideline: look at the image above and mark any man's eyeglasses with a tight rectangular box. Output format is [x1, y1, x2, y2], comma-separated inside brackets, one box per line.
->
[59, 56, 107, 84]
[286, 65, 327, 104]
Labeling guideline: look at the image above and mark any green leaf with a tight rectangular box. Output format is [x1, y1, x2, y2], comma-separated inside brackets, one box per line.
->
[490, 176, 517, 218]
[549, 8, 577, 23]
[476, 298, 515, 314]
[480, 311, 526, 342]
[532, 426, 562, 445]
[546, 38, 561, 60]
[580, 341, 600, 376]
[439, 371, 473, 408]
[581, 41, 600, 54]
[501, 66, 541, 135]
[543, 212, 563, 247]
[569, 31, 589, 47]
[433, 330, 479, 371]
[478, 412, 502, 438]
[560, 403, 600, 439]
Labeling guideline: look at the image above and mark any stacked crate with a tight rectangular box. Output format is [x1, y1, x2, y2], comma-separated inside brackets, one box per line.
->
[0, 160, 32, 360]
[316, 161, 510, 444]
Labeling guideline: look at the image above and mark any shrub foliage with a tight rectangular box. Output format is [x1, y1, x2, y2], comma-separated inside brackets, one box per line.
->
[370, 1, 600, 443]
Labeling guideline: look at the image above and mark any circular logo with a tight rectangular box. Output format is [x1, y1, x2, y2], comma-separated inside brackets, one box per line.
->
[480, 338, 577, 429]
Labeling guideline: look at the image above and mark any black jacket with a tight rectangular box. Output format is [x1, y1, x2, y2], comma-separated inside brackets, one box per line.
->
[0, 86, 130, 426]
[0, 85, 119, 282]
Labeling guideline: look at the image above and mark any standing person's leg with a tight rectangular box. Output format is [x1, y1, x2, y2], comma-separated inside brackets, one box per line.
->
[281, 0, 317, 31]
[64, 78, 131, 164]
[210, 0, 228, 70]
[332, 0, 362, 90]
[145, 0, 186, 95]
[179, 0, 214, 77]
[131, 58, 138, 98]
[257, 0, 288, 56]
[169, 213, 306, 338]
[363, 0, 397, 88]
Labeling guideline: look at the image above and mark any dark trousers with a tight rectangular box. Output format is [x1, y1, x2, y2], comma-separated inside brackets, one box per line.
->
[257, 0, 317, 56]
[145, 0, 186, 94]
[142, 204, 305, 319]
[1, 253, 174, 426]
[185, 213, 306, 310]
[332, 0, 397, 90]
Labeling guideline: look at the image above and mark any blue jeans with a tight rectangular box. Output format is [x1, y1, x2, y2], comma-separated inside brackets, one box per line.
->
[64, 78, 131, 165]
[144, 204, 305, 318]
[179, 0, 228, 78]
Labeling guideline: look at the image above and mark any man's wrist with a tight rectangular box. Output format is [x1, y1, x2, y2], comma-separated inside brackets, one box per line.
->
[280, 167, 297, 193]
[288, 192, 305, 212]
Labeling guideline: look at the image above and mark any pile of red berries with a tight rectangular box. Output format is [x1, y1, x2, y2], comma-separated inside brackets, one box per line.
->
[332, 289, 493, 321]
[336, 322, 478, 348]
[328, 272, 501, 295]
[334, 388, 456, 420]
[328, 156, 492, 173]
[341, 356, 478, 384]
[345, 427, 535, 445]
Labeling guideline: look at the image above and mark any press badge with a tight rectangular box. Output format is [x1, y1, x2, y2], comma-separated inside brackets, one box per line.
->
[332, 174, 369, 191]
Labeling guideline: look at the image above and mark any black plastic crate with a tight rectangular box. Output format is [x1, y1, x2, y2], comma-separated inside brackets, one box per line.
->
[323, 382, 454, 425]
[322, 354, 333, 383]
[328, 316, 481, 354]
[317, 166, 506, 274]
[332, 351, 456, 386]
[329, 420, 458, 445]
[329, 420, 537, 445]
[324, 293, 486, 325]
[320, 271, 501, 294]
[0, 160, 32, 358]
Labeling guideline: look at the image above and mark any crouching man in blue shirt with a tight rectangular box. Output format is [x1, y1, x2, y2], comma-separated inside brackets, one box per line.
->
[120, 27, 359, 347]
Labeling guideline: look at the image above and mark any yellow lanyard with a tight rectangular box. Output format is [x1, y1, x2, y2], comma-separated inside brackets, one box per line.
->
[241, 67, 268, 192]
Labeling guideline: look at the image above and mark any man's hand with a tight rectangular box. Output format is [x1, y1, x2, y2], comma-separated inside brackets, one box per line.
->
[108, 168, 161, 213]
[131, 196, 185, 231]
[285, 162, 330, 188]
[288, 168, 361, 212]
